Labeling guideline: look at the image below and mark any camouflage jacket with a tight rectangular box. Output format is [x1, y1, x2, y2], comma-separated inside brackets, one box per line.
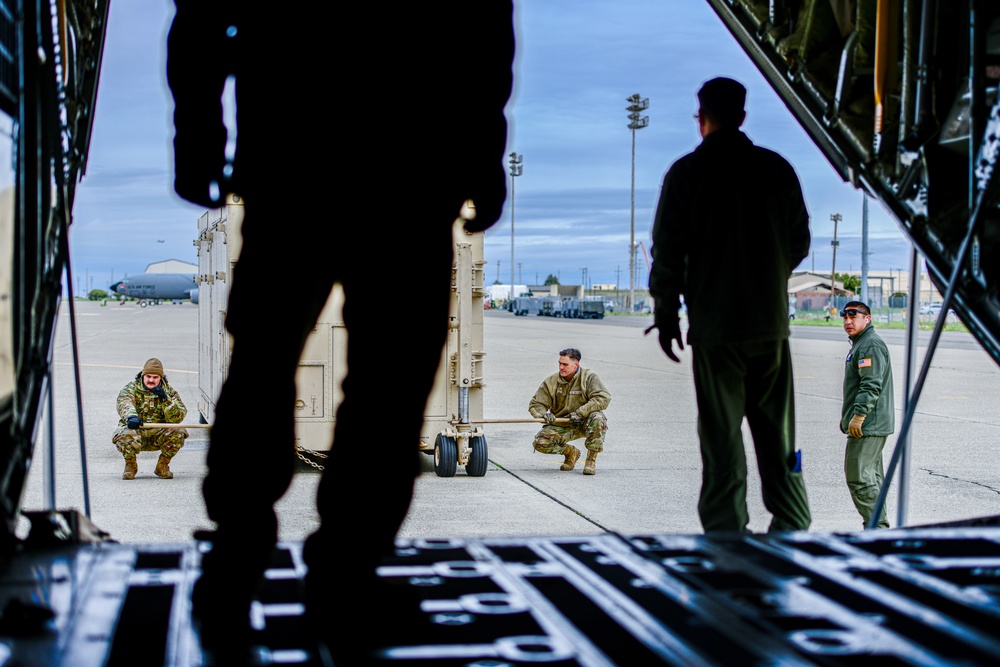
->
[528, 367, 611, 420]
[116, 378, 187, 426]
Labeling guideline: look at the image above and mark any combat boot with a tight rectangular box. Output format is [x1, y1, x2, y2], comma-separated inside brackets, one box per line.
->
[122, 459, 137, 480]
[154, 454, 174, 479]
[583, 450, 598, 475]
[559, 445, 580, 471]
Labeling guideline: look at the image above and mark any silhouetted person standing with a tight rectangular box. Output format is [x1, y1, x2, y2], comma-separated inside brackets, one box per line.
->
[646, 77, 812, 534]
[167, 3, 515, 662]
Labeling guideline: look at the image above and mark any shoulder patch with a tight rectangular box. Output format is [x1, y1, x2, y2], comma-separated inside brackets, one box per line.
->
[858, 358, 872, 368]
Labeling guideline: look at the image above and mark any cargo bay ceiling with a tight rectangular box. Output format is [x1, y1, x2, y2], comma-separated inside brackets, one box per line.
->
[706, 0, 1000, 367]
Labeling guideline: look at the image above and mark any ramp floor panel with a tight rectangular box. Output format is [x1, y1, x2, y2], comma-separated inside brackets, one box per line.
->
[0, 527, 998, 665]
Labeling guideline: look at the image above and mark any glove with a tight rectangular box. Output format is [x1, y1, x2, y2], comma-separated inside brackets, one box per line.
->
[644, 317, 683, 363]
[543, 410, 556, 424]
[848, 414, 866, 438]
[569, 412, 584, 426]
[126, 415, 142, 430]
[151, 386, 168, 400]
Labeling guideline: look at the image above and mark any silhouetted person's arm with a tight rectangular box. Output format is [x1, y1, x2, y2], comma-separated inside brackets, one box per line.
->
[166, 0, 232, 207]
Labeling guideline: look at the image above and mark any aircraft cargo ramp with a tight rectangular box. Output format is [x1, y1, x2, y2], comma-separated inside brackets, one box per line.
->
[3, 518, 1000, 665]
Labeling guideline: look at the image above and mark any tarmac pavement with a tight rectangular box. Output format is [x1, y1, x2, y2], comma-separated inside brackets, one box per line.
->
[23, 300, 1000, 547]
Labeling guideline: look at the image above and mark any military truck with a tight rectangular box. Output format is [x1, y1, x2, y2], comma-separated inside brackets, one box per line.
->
[576, 298, 606, 319]
[510, 295, 542, 316]
[539, 295, 566, 317]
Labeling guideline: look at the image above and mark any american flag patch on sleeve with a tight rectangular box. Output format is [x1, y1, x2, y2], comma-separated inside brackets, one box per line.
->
[858, 358, 872, 368]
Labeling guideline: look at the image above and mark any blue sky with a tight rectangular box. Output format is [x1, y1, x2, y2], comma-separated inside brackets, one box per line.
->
[67, 1, 914, 296]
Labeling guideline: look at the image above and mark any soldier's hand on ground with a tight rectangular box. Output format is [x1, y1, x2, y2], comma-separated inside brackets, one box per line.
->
[848, 414, 866, 438]
[543, 410, 556, 424]
[126, 415, 142, 429]
[570, 412, 583, 426]
[151, 386, 167, 400]
[644, 317, 684, 363]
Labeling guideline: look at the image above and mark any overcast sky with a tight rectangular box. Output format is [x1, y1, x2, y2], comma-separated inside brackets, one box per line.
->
[68, 1, 915, 296]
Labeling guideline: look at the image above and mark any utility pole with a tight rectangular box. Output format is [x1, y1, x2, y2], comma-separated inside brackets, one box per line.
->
[509, 152, 523, 302]
[830, 212, 842, 311]
[626, 93, 649, 312]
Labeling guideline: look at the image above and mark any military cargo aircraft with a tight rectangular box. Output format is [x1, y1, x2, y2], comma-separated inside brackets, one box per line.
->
[109, 272, 198, 305]
[1, 1, 999, 665]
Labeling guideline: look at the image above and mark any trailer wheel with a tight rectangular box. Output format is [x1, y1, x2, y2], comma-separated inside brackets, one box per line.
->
[434, 434, 457, 477]
[465, 435, 488, 477]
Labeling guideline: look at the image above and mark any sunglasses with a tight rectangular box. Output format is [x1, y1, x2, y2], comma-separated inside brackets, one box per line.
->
[840, 308, 869, 318]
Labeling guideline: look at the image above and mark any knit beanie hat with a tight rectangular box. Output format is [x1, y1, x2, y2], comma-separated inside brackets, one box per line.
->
[141, 358, 164, 377]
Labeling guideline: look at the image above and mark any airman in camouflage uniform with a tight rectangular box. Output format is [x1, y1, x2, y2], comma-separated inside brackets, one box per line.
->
[112, 357, 188, 480]
[529, 348, 611, 475]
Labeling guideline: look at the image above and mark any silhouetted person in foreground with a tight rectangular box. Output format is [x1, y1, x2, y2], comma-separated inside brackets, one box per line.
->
[167, 3, 514, 663]
[646, 77, 812, 534]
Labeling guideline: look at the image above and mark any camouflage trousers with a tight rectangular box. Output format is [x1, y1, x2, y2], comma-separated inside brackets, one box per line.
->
[112, 426, 188, 460]
[532, 411, 607, 454]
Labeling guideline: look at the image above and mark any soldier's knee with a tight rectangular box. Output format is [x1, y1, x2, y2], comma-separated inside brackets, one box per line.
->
[533, 437, 563, 454]
[586, 412, 608, 433]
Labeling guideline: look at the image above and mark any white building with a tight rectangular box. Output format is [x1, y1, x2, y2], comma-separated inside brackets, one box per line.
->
[145, 259, 198, 274]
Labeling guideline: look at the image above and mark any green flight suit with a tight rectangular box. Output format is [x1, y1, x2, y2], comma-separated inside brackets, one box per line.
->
[842, 323, 894, 528]
[648, 127, 812, 533]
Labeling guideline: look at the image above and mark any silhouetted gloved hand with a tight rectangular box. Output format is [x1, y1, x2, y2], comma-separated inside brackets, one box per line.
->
[569, 412, 584, 426]
[461, 170, 507, 234]
[126, 416, 142, 430]
[848, 414, 866, 438]
[151, 386, 167, 400]
[543, 410, 556, 424]
[644, 316, 684, 363]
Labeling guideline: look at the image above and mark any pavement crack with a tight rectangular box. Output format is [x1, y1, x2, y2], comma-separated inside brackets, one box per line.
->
[492, 462, 613, 532]
[921, 468, 1000, 495]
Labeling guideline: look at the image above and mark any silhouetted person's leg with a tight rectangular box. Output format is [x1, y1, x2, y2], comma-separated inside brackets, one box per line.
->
[193, 196, 336, 652]
[743, 340, 811, 532]
[307, 206, 455, 660]
[693, 344, 751, 532]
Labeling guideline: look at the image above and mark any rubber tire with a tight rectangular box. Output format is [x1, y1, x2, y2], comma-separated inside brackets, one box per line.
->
[465, 435, 488, 477]
[434, 434, 458, 477]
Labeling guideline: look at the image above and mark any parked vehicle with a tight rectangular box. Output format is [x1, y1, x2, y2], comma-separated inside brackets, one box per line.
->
[919, 302, 942, 315]
[540, 297, 565, 317]
[510, 296, 542, 316]
[575, 299, 605, 319]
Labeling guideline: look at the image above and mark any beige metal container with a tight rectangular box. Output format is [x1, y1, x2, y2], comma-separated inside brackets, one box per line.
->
[194, 197, 488, 476]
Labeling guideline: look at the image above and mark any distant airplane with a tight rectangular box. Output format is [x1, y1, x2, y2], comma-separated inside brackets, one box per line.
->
[109, 273, 198, 306]
[157, 239, 165, 243]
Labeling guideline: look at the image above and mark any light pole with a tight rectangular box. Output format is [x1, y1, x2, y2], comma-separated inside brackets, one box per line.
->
[830, 212, 842, 311]
[626, 93, 649, 312]
[509, 152, 523, 302]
